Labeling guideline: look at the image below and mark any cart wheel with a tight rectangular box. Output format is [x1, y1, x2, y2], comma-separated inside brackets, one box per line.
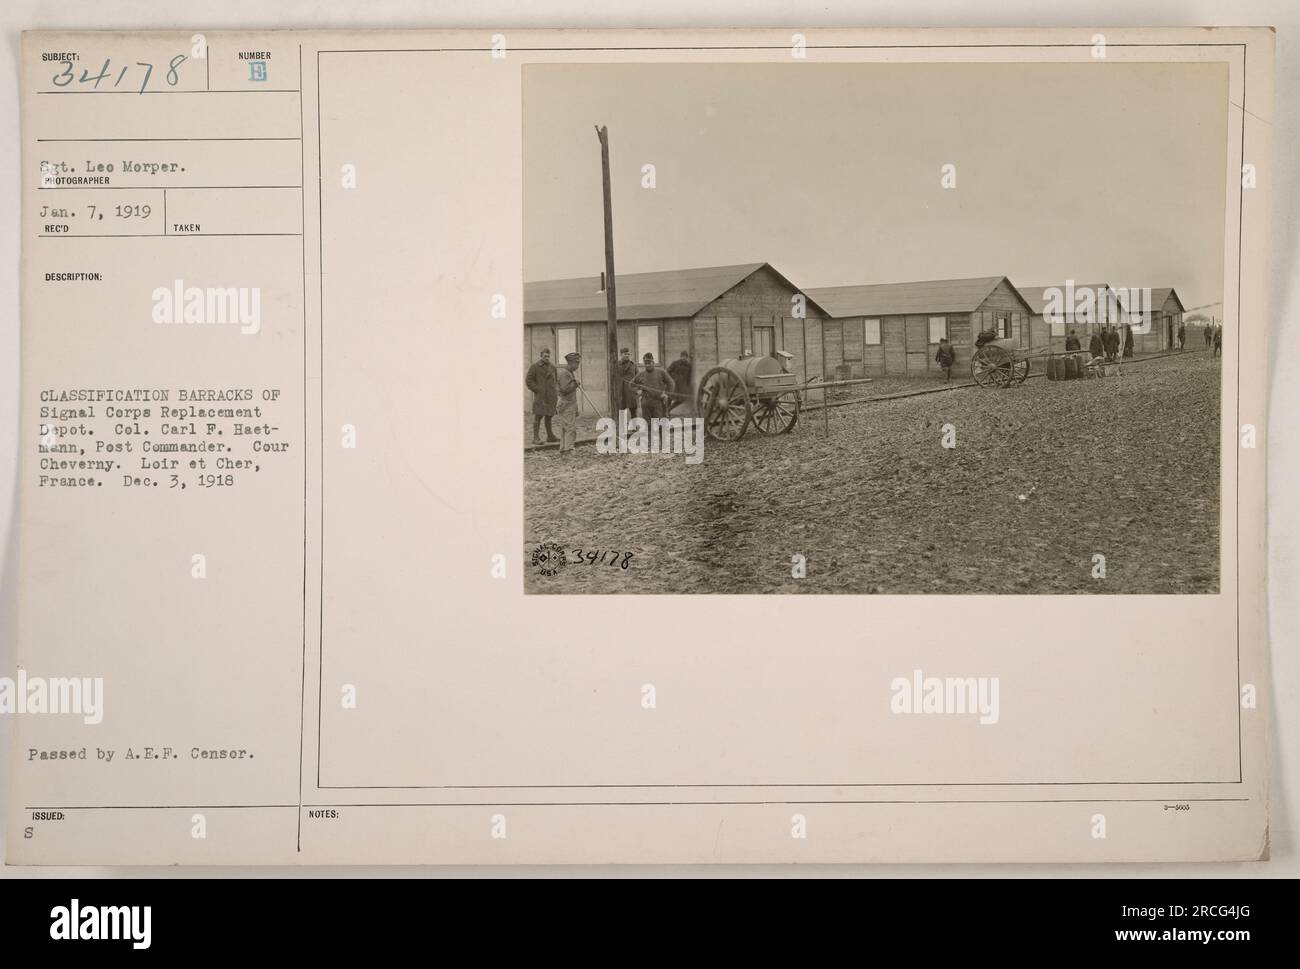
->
[1011, 358, 1031, 385]
[753, 391, 800, 435]
[697, 366, 751, 441]
[972, 345, 1014, 387]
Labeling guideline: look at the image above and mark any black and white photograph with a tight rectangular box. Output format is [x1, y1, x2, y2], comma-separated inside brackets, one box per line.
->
[0, 11, 1282, 893]
[524, 62, 1229, 594]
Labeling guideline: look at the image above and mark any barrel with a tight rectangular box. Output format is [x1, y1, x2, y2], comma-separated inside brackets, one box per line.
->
[1046, 356, 1058, 381]
[1064, 355, 1079, 380]
[719, 355, 786, 386]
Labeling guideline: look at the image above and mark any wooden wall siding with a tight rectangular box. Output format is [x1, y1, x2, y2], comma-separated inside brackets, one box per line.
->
[528, 327, 551, 361]
[1163, 295, 1183, 351]
[824, 321, 844, 374]
[1132, 296, 1182, 353]
[1056, 320, 1069, 352]
[902, 314, 927, 373]
[1134, 318, 1157, 353]
[1043, 315, 1066, 352]
[973, 280, 1033, 348]
[843, 319, 865, 377]
[903, 315, 927, 352]
[616, 322, 635, 358]
[664, 319, 691, 368]
[693, 316, 719, 375]
[829, 317, 886, 376]
[1029, 316, 1052, 352]
[883, 316, 907, 374]
[785, 316, 807, 387]
[863, 339, 886, 376]
[947, 315, 972, 371]
[981, 278, 1031, 316]
[699, 265, 827, 381]
[704, 264, 828, 321]
[717, 316, 743, 360]
[804, 320, 824, 402]
[578, 323, 608, 415]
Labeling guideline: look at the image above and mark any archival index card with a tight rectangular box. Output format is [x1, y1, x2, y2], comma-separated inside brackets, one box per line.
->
[10, 27, 1273, 864]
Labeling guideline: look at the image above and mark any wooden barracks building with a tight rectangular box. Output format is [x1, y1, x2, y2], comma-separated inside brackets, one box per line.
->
[1135, 287, 1187, 353]
[523, 262, 829, 416]
[1016, 283, 1186, 354]
[805, 276, 1037, 379]
[524, 266, 1190, 413]
[1015, 282, 1130, 352]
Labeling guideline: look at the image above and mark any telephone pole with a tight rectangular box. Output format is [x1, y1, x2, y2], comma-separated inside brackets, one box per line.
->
[595, 125, 620, 418]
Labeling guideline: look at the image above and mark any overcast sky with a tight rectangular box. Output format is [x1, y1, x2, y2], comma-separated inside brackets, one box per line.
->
[523, 62, 1229, 313]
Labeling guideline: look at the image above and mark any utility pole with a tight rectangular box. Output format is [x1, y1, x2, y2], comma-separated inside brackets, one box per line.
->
[595, 125, 620, 419]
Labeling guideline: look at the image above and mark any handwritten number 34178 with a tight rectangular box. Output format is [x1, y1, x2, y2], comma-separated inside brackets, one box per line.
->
[52, 55, 187, 94]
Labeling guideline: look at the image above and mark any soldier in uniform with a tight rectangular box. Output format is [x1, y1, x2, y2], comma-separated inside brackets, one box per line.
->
[615, 347, 639, 419]
[524, 348, 559, 445]
[934, 337, 955, 380]
[631, 353, 675, 420]
[667, 351, 692, 412]
[1104, 326, 1121, 361]
[556, 351, 582, 457]
[1088, 330, 1104, 360]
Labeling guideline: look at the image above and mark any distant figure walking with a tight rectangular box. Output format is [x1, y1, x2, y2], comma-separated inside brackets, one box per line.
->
[1104, 326, 1120, 362]
[1213, 327, 1223, 358]
[1123, 325, 1134, 359]
[1204, 326, 1213, 348]
[934, 337, 955, 381]
[1178, 323, 1187, 350]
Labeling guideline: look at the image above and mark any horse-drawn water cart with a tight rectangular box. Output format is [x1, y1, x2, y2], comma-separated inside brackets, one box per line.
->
[695, 351, 881, 441]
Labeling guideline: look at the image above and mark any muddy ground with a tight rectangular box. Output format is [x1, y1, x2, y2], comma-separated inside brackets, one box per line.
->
[524, 351, 1221, 594]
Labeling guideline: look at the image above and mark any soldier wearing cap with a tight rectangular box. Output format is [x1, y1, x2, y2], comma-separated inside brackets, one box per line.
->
[556, 351, 582, 456]
[615, 347, 639, 419]
[631, 352, 676, 421]
[667, 351, 692, 412]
